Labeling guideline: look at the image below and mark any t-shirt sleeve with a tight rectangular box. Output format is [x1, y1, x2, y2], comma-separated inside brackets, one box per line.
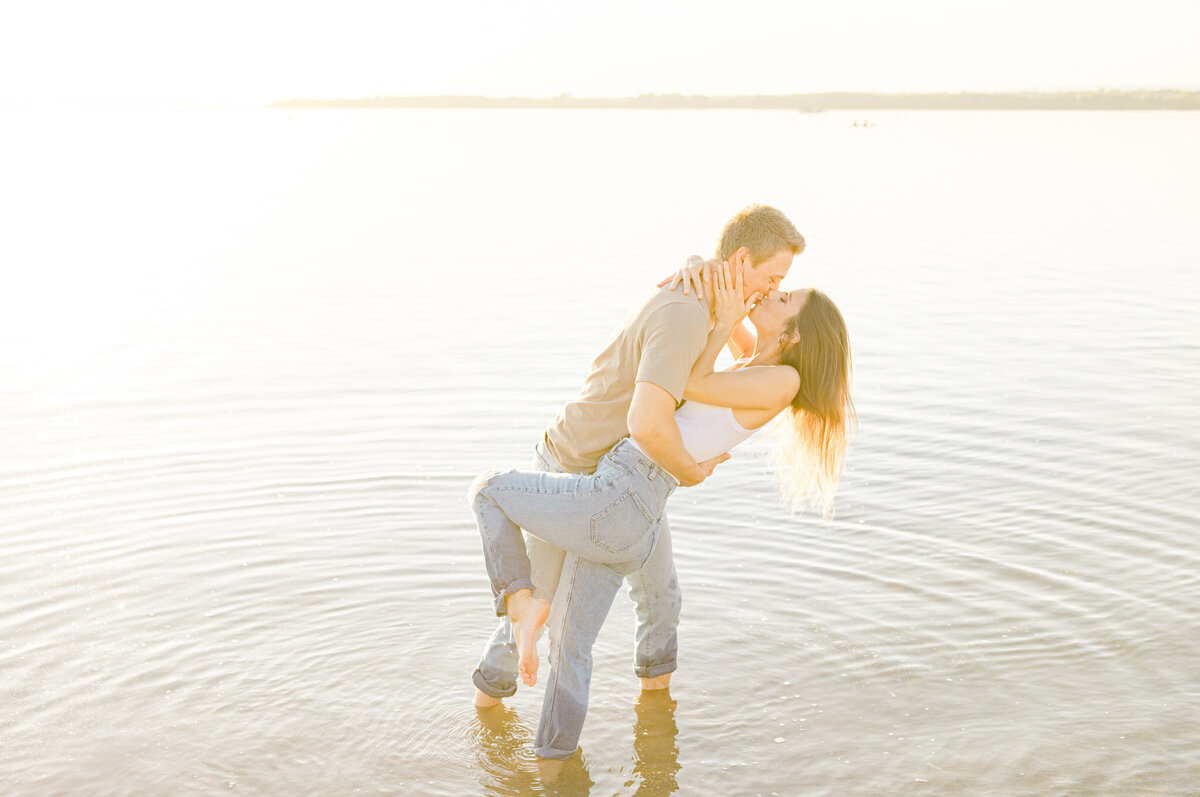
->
[635, 302, 710, 403]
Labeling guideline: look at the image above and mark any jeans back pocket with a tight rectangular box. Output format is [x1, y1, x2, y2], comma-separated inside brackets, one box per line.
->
[589, 487, 657, 555]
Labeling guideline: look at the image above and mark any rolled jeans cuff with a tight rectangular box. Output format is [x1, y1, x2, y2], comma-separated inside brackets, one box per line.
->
[633, 659, 677, 679]
[494, 578, 537, 616]
[472, 668, 517, 699]
[535, 744, 579, 761]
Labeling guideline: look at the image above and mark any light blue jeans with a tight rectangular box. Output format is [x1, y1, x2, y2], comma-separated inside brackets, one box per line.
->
[469, 437, 681, 759]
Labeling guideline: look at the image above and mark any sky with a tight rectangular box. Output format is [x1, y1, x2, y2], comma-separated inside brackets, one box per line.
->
[1, 0, 1197, 105]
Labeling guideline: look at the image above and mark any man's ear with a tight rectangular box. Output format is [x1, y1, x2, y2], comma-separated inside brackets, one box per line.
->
[733, 246, 751, 268]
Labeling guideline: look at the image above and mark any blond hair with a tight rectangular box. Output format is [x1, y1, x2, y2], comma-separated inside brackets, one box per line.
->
[716, 205, 806, 264]
[770, 289, 855, 517]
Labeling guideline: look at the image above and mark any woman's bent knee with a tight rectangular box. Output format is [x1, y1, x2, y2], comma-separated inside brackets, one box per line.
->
[467, 468, 510, 504]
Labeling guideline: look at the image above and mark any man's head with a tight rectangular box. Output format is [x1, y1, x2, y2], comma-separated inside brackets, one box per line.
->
[716, 205, 805, 300]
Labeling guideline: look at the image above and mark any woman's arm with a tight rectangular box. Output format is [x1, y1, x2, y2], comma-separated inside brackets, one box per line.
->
[685, 363, 799, 411]
[725, 322, 756, 360]
[684, 263, 799, 411]
[658, 255, 710, 298]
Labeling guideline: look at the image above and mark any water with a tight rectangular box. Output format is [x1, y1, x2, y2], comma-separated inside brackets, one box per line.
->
[1, 107, 1197, 796]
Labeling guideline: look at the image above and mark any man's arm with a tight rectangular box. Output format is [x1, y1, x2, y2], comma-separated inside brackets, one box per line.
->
[627, 381, 728, 487]
[658, 257, 756, 359]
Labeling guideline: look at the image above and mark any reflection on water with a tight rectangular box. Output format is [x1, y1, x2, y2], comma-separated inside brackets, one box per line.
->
[472, 705, 546, 795]
[632, 690, 680, 797]
[471, 705, 595, 796]
[470, 690, 679, 797]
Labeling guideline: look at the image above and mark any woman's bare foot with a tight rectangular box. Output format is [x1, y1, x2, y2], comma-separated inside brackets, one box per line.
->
[474, 688, 502, 708]
[505, 589, 550, 687]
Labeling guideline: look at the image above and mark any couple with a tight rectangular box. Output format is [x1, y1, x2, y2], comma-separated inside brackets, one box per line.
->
[468, 205, 855, 760]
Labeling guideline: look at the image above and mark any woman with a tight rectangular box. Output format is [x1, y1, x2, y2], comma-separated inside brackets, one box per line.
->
[469, 262, 855, 688]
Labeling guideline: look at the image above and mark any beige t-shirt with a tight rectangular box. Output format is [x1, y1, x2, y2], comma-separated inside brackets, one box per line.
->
[544, 287, 711, 473]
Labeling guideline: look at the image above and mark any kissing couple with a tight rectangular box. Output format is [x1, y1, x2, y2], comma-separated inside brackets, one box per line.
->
[468, 204, 855, 760]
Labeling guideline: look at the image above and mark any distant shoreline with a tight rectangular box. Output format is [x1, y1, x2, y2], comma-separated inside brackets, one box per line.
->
[270, 91, 1200, 111]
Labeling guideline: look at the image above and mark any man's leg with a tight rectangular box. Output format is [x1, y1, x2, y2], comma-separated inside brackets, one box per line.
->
[626, 513, 681, 688]
[535, 552, 625, 759]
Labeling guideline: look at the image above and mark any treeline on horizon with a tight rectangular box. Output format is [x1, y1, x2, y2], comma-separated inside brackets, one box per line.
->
[271, 90, 1200, 111]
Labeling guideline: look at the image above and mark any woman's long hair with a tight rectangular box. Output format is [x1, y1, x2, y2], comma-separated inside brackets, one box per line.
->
[771, 289, 856, 517]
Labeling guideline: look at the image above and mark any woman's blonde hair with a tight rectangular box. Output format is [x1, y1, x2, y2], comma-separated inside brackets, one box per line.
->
[771, 289, 856, 517]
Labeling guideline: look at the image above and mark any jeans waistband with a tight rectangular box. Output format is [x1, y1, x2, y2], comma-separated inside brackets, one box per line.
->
[609, 438, 678, 492]
[535, 434, 567, 474]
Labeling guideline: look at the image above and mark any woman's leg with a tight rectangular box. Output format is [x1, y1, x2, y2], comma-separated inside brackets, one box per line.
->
[469, 466, 660, 610]
[473, 443, 566, 705]
[468, 469, 562, 687]
[469, 462, 661, 687]
[472, 617, 520, 705]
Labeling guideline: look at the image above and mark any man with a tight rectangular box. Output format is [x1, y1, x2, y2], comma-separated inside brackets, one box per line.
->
[472, 204, 805, 760]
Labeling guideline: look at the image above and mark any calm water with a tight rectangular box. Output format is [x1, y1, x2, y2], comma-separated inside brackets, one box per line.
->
[1, 107, 1198, 796]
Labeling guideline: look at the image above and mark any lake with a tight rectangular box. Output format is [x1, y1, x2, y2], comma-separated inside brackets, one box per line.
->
[1, 106, 1197, 795]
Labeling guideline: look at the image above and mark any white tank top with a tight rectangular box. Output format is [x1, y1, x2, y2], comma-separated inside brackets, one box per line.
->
[670, 400, 758, 461]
